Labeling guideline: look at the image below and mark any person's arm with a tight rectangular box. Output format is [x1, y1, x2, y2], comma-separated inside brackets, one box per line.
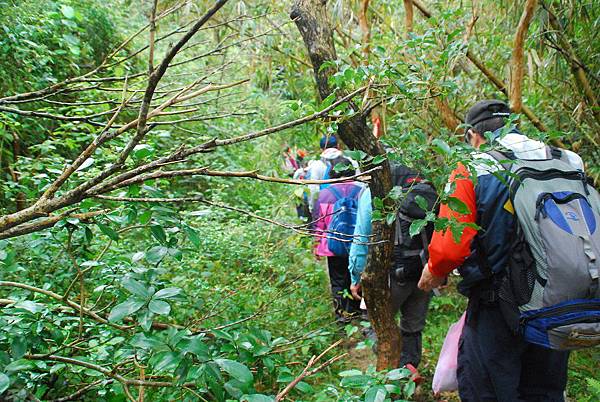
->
[349, 188, 372, 286]
[419, 164, 477, 290]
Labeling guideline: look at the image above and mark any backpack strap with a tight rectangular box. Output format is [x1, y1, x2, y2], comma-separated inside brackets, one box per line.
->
[348, 185, 362, 199]
[328, 185, 342, 200]
[487, 149, 515, 172]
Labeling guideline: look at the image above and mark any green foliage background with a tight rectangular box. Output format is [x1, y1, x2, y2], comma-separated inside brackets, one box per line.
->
[0, 0, 598, 400]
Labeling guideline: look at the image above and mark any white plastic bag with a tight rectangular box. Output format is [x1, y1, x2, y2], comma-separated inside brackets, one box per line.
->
[432, 312, 466, 394]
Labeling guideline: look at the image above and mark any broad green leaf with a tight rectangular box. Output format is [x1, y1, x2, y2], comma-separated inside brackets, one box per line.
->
[108, 298, 145, 322]
[10, 336, 27, 359]
[386, 368, 410, 380]
[138, 309, 154, 331]
[181, 336, 209, 359]
[371, 155, 386, 165]
[0, 373, 9, 393]
[5, 359, 34, 372]
[148, 299, 171, 315]
[295, 381, 313, 393]
[150, 225, 167, 244]
[447, 196, 471, 215]
[431, 138, 451, 155]
[414, 195, 428, 211]
[60, 5, 75, 19]
[345, 150, 367, 161]
[340, 374, 371, 388]
[14, 300, 43, 314]
[153, 287, 181, 299]
[97, 223, 119, 241]
[215, 359, 253, 384]
[122, 277, 150, 299]
[184, 226, 201, 247]
[409, 219, 428, 237]
[364, 385, 387, 402]
[145, 246, 168, 264]
[403, 379, 416, 397]
[130, 333, 166, 350]
[151, 351, 181, 372]
[241, 395, 274, 402]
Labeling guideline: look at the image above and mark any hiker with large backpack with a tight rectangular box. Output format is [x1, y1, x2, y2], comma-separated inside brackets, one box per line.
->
[306, 134, 359, 213]
[313, 157, 363, 322]
[348, 162, 438, 374]
[418, 100, 599, 401]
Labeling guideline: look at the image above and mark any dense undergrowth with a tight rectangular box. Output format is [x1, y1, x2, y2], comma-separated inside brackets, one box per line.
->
[0, 0, 599, 400]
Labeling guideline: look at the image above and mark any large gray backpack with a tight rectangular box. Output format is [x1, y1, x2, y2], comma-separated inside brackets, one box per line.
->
[489, 147, 600, 350]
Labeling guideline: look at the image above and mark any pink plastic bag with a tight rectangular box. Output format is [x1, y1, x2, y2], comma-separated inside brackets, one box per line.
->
[432, 312, 466, 394]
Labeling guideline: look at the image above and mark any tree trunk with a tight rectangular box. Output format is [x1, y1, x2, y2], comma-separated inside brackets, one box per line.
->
[291, 0, 401, 369]
[510, 0, 538, 113]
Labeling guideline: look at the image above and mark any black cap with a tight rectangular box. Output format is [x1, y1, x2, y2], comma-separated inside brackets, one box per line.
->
[465, 99, 511, 128]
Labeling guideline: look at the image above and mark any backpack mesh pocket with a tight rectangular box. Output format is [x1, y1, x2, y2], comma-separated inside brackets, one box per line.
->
[507, 222, 538, 306]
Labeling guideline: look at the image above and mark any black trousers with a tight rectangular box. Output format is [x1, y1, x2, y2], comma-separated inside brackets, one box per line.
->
[458, 302, 570, 402]
[327, 256, 361, 319]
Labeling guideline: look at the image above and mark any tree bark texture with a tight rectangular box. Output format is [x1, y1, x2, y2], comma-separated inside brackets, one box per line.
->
[291, 0, 401, 369]
[403, 0, 414, 35]
[510, 0, 538, 113]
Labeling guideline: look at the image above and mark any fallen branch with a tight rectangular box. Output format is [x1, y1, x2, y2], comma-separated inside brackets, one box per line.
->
[275, 339, 347, 401]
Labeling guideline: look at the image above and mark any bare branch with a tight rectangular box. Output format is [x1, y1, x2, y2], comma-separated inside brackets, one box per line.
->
[275, 339, 346, 401]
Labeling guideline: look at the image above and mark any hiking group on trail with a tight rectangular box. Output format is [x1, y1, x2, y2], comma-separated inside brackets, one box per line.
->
[295, 99, 600, 401]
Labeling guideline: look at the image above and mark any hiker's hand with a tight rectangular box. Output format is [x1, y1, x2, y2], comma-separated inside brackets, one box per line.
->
[418, 264, 445, 292]
[350, 283, 361, 301]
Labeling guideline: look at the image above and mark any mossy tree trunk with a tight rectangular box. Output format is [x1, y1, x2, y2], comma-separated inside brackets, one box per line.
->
[291, 0, 401, 369]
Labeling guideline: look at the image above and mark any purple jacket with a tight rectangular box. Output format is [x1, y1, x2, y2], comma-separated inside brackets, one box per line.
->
[313, 182, 363, 256]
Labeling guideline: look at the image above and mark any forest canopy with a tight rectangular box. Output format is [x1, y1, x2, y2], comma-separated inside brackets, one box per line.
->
[0, 0, 598, 400]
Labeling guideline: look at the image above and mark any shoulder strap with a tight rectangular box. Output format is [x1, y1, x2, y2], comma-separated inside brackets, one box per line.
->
[487, 149, 515, 172]
[328, 185, 342, 200]
[348, 185, 362, 199]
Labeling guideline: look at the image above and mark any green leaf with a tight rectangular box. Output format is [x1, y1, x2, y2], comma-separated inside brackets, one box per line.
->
[184, 226, 201, 247]
[5, 359, 34, 372]
[60, 5, 75, 19]
[403, 379, 416, 397]
[215, 359, 253, 384]
[108, 298, 145, 322]
[0, 373, 9, 393]
[345, 150, 368, 161]
[372, 155, 386, 165]
[372, 197, 384, 209]
[150, 225, 167, 244]
[145, 246, 168, 264]
[153, 287, 182, 299]
[148, 299, 171, 315]
[386, 368, 410, 380]
[295, 381, 313, 393]
[385, 212, 396, 226]
[13, 300, 43, 314]
[364, 385, 387, 402]
[181, 336, 209, 359]
[447, 196, 471, 215]
[431, 138, 451, 155]
[320, 93, 336, 108]
[340, 375, 371, 388]
[122, 277, 150, 299]
[241, 394, 274, 402]
[10, 336, 27, 359]
[414, 195, 428, 211]
[151, 351, 181, 373]
[97, 223, 119, 241]
[409, 219, 428, 237]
